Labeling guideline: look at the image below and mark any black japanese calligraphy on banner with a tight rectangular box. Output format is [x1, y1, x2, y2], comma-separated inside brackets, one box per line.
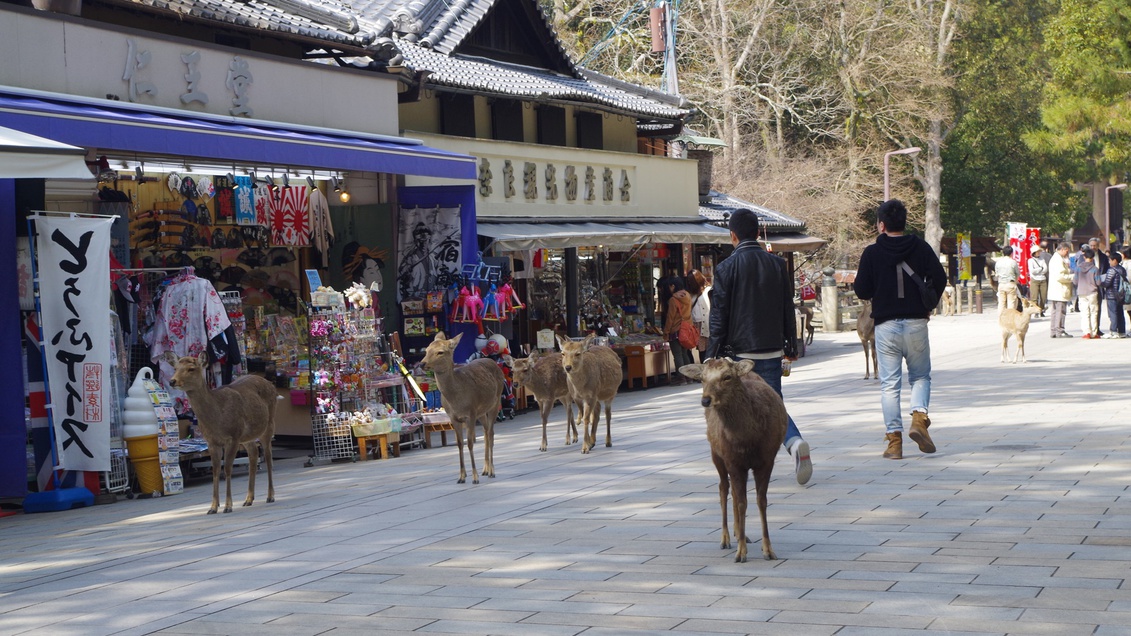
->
[397, 206, 462, 301]
[34, 216, 114, 471]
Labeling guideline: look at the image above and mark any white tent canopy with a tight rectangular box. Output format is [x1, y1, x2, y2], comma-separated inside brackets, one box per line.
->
[0, 125, 92, 179]
[479, 219, 732, 252]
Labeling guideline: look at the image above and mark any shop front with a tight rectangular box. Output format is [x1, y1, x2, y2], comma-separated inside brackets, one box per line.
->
[0, 13, 476, 497]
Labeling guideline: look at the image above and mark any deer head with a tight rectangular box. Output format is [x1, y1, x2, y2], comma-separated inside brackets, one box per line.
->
[680, 358, 756, 409]
[422, 331, 462, 373]
[166, 351, 208, 391]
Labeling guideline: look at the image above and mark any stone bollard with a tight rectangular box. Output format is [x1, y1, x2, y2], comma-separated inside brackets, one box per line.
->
[821, 266, 841, 332]
[974, 288, 983, 314]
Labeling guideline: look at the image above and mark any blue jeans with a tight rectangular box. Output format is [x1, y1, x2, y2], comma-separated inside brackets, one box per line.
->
[875, 319, 932, 433]
[1106, 297, 1126, 335]
[751, 357, 802, 447]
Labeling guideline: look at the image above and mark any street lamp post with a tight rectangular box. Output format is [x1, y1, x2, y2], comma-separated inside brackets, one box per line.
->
[884, 147, 922, 201]
[1105, 183, 1128, 251]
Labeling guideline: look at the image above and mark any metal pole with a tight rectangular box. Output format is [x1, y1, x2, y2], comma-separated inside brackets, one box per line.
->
[565, 247, 579, 337]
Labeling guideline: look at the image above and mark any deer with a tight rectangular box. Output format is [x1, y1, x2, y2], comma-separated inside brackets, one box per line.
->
[556, 334, 621, 453]
[797, 304, 815, 345]
[166, 352, 278, 514]
[508, 351, 577, 452]
[421, 332, 505, 483]
[679, 358, 787, 562]
[1000, 298, 1043, 363]
[856, 299, 877, 380]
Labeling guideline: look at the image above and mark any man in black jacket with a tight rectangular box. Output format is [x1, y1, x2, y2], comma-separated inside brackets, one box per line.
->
[706, 208, 813, 485]
[853, 199, 948, 460]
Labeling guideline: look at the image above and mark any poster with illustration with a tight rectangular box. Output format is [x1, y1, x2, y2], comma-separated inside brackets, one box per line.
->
[397, 206, 461, 301]
[327, 203, 396, 321]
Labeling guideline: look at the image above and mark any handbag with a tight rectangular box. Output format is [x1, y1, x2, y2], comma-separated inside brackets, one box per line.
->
[677, 319, 699, 350]
[1121, 275, 1131, 306]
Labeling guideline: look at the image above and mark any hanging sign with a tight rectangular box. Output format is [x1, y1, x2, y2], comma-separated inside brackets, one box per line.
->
[35, 216, 115, 471]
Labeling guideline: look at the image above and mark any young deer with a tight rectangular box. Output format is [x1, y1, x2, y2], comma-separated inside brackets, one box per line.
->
[509, 351, 577, 452]
[166, 352, 278, 514]
[1000, 298, 1043, 363]
[680, 358, 787, 562]
[421, 332, 505, 483]
[856, 300, 877, 379]
[556, 334, 620, 453]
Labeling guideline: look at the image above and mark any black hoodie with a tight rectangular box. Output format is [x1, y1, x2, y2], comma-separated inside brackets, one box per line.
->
[853, 233, 948, 325]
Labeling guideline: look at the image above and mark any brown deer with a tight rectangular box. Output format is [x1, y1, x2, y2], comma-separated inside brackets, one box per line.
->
[679, 358, 787, 562]
[798, 304, 815, 345]
[421, 332, 505, 483]
[1000, 298, 1043, 363]
[166, 352, 278, 514]
[509, 351, 577, 452]
[856, 299, 877, 380]
[557, 334, 620, 453]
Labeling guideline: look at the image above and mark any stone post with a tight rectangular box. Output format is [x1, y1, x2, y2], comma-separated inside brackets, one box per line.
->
[821, 266, 840, 332]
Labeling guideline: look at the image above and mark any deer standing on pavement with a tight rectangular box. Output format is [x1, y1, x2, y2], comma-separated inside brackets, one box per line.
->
[421, 332, 505, 483]
[856, 300, 877, 380]
[167, 352, 278, 514]
[557, 334, 620, 453]
[1000, 298, 1043, 363]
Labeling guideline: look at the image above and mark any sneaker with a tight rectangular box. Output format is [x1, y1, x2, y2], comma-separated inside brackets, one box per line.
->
[1102, 333, 1117, 339]
[1059, 332, 1074, 338]
[789, 439, 812, 485]
[1050, 333, 1059, 338]
[1082, 334, 1094, 340]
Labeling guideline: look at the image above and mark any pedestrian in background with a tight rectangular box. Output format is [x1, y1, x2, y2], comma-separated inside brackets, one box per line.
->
[1074, 247, 1101, 339]
[663, 278, 693, 384]
[1027, 244, 1048, 317]
[1048, 242, 1074, 338]
[685, 269, 711, 360]
[853, 199, 947, 460]
[994, 246, 1020, 314]
[1101, 251, 1127, 338]
[706, 208, 812, 484]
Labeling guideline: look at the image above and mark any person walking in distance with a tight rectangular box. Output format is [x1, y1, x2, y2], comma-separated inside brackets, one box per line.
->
[1074, 248, 1101, 339]
[994, 246, 1020, 314]
[1048, 242, 1074, 338]
[705, 208, 813, 484]
[852, 199, 947, 460]
[663, 277, 694, 385]
[1100, 251, 1127, 338]
[1027, 244, 1048, 317]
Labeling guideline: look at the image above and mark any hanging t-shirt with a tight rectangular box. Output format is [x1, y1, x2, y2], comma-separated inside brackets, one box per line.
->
[270, 185, 310, 246]
[234, 176, 256, 225]
[308, 188, 335, 266]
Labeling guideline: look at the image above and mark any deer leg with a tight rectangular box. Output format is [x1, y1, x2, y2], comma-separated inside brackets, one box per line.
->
[861, 342, 871, 379]
[712, 453, 730, 551]
[580, 400, 594, 454]
[754, 465, 777, 560]
[454, 419, 468, 484]
[1016, 333, 1025, 363]
[731, 470, 749, 563]
[465, 419, 480, 484]
[207, 445, 222, 514]
[540, 399, 552, 452]
[242, 441, 258, 507]
[564, 398, 577, 446]
[482, 411, 497, 478]
[871, 343, 878, 382]
[222, 440, 239, 513]
[262, 436, 275, 504]
[604, 401, 612, 447]
[1001, 333, 1010, 363]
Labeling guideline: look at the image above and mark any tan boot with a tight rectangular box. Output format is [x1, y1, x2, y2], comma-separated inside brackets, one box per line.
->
[909, 411, 936, 453]
[883, 432, 903, 459]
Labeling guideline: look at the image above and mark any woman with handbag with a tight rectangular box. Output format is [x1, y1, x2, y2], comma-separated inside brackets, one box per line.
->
[686, 269, 712, 360]
[663, 278, 695, 385]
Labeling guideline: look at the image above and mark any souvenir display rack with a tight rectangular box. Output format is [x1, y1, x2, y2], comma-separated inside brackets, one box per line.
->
[308, 302, 412, 461]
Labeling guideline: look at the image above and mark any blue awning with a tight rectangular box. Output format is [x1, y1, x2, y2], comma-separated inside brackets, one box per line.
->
[0, 88, 477, 179]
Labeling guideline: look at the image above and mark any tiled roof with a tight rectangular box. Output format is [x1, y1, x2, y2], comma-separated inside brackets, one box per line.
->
[399, 43, 689, 120]
[96, 0, 689, 119]
[699, 190, 807, 233]
[97, 0, 380, 53]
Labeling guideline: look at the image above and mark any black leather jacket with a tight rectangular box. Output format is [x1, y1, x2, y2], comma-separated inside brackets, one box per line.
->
[705, 240, 797, 359]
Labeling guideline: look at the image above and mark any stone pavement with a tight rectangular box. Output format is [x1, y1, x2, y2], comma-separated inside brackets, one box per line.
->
[2, 307, 1130, 636]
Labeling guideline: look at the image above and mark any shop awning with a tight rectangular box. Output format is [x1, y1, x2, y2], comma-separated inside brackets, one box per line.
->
[762, 232, 828, 253]
[478, 219, 733, 251]
[0, 125, 92, 179]
[0, 88, 476, 179]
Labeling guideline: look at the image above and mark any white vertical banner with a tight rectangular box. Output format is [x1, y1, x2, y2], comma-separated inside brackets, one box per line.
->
[35, 216, 114, 471]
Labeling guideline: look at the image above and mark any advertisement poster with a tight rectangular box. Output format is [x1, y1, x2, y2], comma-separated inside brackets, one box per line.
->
[397, 206, 462, 301]
[957, 232, 972, 281]
[35, 216, 114, 471]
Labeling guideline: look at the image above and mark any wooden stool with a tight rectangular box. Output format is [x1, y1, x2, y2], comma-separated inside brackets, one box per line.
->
[422, 416, 454, 448]
[356, 433, 400, 460]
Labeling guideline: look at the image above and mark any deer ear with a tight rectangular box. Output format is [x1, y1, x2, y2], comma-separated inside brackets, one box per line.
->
[501, 354, 515, 367]
[196, 352, 208, 368]
[163, 351, 178, 366]
[434, 331, 447, 342]
[555, 335, 566, 350]
[679, 364, 703, 381]
[581, 334, 596, 349]
[733, 359, 756, 376]
[449, 332, 463, 347]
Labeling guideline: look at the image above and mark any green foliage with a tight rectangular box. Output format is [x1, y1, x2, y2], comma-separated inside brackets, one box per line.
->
[944, 0, 1088, 237]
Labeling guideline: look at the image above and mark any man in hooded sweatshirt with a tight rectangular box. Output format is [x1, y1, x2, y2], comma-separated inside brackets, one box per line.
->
[853, 199, 948, 460]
